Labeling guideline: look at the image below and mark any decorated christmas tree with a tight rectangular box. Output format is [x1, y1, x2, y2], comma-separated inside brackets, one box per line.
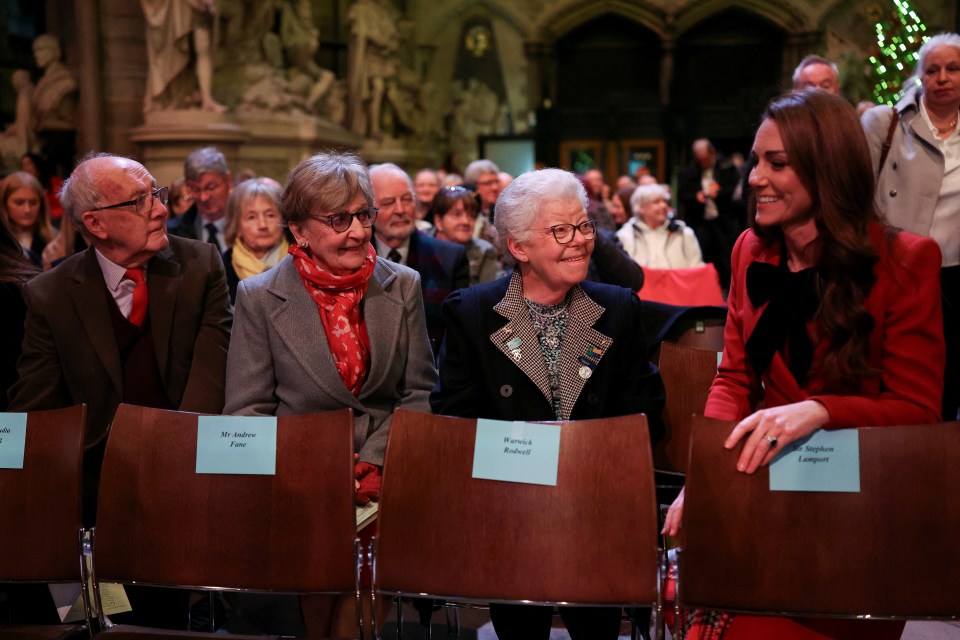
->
[868, 0, 929, 105]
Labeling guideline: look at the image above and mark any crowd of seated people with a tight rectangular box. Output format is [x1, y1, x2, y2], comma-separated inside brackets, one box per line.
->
[2, 37, 958, 639]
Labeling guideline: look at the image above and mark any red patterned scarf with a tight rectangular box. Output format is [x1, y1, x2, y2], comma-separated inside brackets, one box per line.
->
[289, 242, 376, 396]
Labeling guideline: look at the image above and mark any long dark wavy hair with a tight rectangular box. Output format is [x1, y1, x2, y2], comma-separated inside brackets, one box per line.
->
[750, 90, 880, 380]
[0, 216, 40, 284]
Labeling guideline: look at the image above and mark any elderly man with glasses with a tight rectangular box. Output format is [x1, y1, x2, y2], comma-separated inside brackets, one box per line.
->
[167, 145, 233, 254]
[8, 153, 232, 532]
[369, 162, 469, 354]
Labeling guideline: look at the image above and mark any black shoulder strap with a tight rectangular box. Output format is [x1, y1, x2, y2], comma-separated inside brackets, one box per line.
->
[878, 107, 900, 173]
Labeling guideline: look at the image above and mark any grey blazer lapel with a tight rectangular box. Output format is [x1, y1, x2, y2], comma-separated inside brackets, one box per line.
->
[489, 272, 553, 406]
[556, 286, 611, 420]
[146, 245, 180, 381]
[268, 260, 364, 410]
[70, 249, 123, 395]
[360, 260, 401, 397]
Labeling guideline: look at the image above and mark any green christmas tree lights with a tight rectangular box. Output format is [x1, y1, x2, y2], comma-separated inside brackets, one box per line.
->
[868, 0, 928, 105]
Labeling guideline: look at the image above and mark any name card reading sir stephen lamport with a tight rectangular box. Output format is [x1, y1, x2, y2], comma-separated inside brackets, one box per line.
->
[769, 428, 860, 493]
[0, 412, 28, 469]
[196, 416, 277, 475]
[472, 418, 561, 486]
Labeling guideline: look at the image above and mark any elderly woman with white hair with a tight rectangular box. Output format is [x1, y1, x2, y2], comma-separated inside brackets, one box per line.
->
[862, 31, 960, 421]
[431, 167, 665, 640]
[616, 183, 703, 269]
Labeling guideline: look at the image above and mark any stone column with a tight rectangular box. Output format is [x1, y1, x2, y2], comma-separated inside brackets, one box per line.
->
[75, 0, 103, 153]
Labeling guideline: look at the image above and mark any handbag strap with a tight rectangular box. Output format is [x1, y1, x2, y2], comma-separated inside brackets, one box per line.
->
[878, 107, 900, 173]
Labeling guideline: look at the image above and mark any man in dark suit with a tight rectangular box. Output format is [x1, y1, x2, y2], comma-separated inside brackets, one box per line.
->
[369, 163, 469, 354]
[8, 154, 232, 526]
[677, 138, 742, 288]
[166, 145, 232, 253]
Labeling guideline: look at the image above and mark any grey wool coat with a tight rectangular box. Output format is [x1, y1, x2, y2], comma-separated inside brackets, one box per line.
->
[224, 254, 437, 465]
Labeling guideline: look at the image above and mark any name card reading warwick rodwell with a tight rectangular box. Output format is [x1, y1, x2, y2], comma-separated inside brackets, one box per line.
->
[472, 418, 561, 486]
[0, 412, 27, 469]
[768, 428, 860, 493]
[196, 415, 277, 475]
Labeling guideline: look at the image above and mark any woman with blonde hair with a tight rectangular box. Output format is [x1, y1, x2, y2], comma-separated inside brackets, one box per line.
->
[222, 177, 289, 302]
[0, 171, 52, 267]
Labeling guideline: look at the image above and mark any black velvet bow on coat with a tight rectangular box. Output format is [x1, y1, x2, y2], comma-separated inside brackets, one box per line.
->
[744, 260, 820, 386]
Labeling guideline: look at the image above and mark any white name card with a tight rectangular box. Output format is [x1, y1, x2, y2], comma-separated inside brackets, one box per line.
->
[472, 419, 561, 486]
[769, 428, 860, 493]
[196, 416, 277, 475]
[0, 412, 27, 469]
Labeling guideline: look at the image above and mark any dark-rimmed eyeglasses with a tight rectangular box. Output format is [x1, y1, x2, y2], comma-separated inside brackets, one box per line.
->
[310, 207, 379, 233]
[534, 220, 598, 245]
[91, 187, 169, 216]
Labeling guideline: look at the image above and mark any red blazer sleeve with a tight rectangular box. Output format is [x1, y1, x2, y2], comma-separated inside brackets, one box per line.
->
[810, 233, 944, 427]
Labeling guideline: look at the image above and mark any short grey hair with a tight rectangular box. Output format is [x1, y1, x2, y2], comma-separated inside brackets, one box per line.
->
[184, 146, 230, 181]
[281, 151, 373, 227]
[224, 177, 284, 246]
[791, 55, 839, 88]
[464, 159, 500, 184]
[629, 183, 670, 217]
[59, 151, 116, 232]
[909, 33, 960, 91]
[494, 168, 587, 255]
[369, 163, 414, 194]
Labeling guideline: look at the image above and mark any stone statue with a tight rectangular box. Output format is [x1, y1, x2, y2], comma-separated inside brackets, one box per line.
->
[347, 0, 400, 139]
[140, 0, 227, 113]
[31, 35, 77, 133]
[0, 70, 38, 170]
[31, 35, 78, 175]
[280, 0, 334, 111]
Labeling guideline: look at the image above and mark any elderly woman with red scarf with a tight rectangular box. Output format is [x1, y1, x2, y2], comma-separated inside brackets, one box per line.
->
[226, 149, 436, 498]
[224, 150, 436, 634]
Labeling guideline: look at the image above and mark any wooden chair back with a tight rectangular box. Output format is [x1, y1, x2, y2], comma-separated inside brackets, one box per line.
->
[94, 404, 356, 593]
[653, 342, 718, 474]
[375, 409, 659, 606]
[681, 416, 960, 617]
[0, 405, 85, 581]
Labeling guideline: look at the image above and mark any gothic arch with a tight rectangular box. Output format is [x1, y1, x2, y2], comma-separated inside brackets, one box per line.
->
[673, 0, 811, 37]
[534, 0, 671, 42]
[420, 0, 531, 46]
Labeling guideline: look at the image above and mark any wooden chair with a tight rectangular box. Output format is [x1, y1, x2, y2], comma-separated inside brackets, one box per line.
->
[652, 342, 720, 476]
[681, 416, 960, 618]
[373, 409, 661, 636]
[91, 404, 360, 639]
[0, 404, 91, 639]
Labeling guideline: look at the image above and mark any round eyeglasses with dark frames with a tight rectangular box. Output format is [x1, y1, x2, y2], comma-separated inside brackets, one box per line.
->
[91, 187, 169, 216]
[533, 220, 598, 244]
[310, 207, 379, 233]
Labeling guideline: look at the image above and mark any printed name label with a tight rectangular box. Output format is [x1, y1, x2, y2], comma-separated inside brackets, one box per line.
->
[0, 413, 27, 469]
[196, 416, 277, 475]
[769, 428, 860, 493]
[472, 419, 561, 486]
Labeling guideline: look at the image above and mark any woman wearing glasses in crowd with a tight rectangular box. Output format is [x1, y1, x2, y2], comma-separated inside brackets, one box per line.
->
[431, 168, 665, 640]
[428, 185, 504, 285]
[221, 177, 289, 302]
[224, 151, 436, 635]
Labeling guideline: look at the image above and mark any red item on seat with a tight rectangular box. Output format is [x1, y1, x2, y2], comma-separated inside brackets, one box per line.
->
[639, 264, 725, 306]
[355, 461, 381, 505]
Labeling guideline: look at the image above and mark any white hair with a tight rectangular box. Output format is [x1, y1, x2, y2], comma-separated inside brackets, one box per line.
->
[493, 168, 587, 255]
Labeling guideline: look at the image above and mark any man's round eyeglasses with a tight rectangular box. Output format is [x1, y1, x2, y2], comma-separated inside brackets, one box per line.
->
[91, 187, 169, 216]
[310, 207, 379, 233]
[534, 220, 598, 244]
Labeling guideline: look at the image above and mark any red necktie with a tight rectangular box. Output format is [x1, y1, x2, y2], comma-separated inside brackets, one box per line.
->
[124, 268, 148, 327]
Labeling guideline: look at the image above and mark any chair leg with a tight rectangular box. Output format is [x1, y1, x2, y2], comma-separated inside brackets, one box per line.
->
[396, 596, 404, 640]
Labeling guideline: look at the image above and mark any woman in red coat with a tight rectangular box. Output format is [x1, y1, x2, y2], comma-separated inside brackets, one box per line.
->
[663, 90, 945, 640]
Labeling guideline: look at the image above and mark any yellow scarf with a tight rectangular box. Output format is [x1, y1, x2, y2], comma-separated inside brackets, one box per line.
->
[231, 237, 289, 281]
